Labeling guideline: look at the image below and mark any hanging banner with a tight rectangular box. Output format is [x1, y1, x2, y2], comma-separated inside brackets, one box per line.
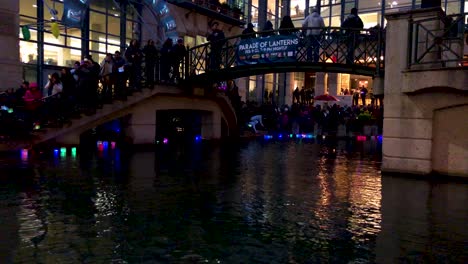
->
[61, 0, 87, 28]
[236, 35, 300, 65]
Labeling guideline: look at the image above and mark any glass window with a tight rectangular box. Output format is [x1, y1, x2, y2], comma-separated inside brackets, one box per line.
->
[331, 4, 341, 16]
[90, 11, 107, 33]
[445, 0, 461, 14]
[108, 16, 120, 36]
[90, 0, 107, 12]
[107, 44, 121, 54]
[66, 36, 81, 49]
[127, 20, 139, 40]
[90, 30, 106, 43]
[20, 41, 38, 64]
[20, 0, 38, 18]
[44, 31, 64, 45]
[384, 0, 413, 12]
[290, 0, 306, 18]
[360, 0, 381, 11]
[196, 35, 207, 45]
[331, 16, 341, 27]
[185, 36, 195, 49]
[19, 27, 38, 41]
[361, 12, 379, 28]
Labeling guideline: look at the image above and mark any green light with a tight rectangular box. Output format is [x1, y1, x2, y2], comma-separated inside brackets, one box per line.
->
[34, 124, 40, 130]
[7, 108, 13, 113]
[71, 147, 77, 158]
[60, 147, 66, 157]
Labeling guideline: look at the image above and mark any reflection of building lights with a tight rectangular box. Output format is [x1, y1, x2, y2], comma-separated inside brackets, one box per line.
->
[357, 135, 367, 141]
[60, 147, 67, 157]
[71, 147, 77, 158]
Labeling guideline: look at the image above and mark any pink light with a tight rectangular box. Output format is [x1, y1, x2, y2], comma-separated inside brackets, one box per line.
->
[21, 149, 28, 161]
[357, 135, 367, 141]
[111, 141, 116, 149]
[163, 138, 169, 144]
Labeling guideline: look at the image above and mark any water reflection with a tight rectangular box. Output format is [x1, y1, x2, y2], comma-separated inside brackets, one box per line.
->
[0, 140, 466, 263]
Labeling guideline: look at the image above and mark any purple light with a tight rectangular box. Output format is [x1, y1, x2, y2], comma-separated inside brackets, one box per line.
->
[163, 138, 169, 144]
[21, 149, 28, 161]
[111, 142, 116, 149]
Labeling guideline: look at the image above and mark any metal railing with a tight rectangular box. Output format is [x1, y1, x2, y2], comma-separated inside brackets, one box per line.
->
[408, 13, 467, 68]
[185, 26, 386, 79]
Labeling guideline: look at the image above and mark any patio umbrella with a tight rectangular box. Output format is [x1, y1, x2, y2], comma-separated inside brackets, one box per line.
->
[314, 94, 340, 101]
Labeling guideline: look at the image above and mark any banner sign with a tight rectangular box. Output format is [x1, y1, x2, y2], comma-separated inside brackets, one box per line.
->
[236, 35, 299, 65]
[62, 0, 88, 28]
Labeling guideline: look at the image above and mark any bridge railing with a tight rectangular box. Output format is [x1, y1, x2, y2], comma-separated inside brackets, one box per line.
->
[186, 26, 385, 78]
[408, 12, 467, 68]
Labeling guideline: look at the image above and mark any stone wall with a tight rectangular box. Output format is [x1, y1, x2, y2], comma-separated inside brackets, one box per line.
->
[0, 2, 22, 90]
[382, 8, 468, 177]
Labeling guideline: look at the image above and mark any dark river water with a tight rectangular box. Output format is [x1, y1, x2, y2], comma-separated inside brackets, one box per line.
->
[0, 139, 466, 263]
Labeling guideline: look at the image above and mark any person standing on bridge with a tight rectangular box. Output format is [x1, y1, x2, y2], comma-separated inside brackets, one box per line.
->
[143, 39, 158, 88]
[171, 38, 187, 84]
[341, 8, 364, 65]
[125, 39, 143, 91]
[302, 7, 325, 63]
[241, 23, 257, 39]
[207, 21, 225, 71]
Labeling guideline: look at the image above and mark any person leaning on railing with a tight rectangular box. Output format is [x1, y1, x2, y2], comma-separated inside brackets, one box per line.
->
[341, 8, 364, 65]
[207, 21, 226, 70]
[302, 7, 325, 62]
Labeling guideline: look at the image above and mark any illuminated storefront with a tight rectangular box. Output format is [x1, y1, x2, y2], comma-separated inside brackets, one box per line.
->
[19, 0, 141, 86]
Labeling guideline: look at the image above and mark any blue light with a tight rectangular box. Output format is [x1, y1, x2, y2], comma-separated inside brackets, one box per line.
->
[195, 135, 202, 141]
[378, 135, 383, 142]
[53, 149, 59, 156]
[278, 134, 283, 139]
[264, 135, 273, 140]
[103, 141, 109, 149]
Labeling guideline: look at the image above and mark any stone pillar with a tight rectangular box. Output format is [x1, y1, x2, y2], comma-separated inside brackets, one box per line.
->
[278, 73, 286, 105]
[327, 73, 338, 96]
[124, 110, 157, 145]
[382, 9, 444, 175]
[285, 72, 294, 105]
[314, 72, 326, 95]
[255, 75, 263, 103]
[201, 111, 221, 139]
[0, 1, 22, 90]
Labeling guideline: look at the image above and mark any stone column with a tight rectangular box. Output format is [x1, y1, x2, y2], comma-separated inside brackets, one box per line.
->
[285, 72, 294, 105]
[255, 75, 263, 103]
[314, 72, 326, 95]
[327, 73, 338, 96]
[0, 1, 22, 90]
[201, 111, 221, 139]
[382, 9, 444, 175]
[124, 109, 157, 145]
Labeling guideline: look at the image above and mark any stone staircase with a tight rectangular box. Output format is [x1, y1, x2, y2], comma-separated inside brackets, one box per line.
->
[0, 85, 185, 152]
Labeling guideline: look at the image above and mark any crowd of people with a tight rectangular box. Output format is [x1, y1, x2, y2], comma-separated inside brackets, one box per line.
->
[0, 38, 189, 138]
[239, 100, 383, 137]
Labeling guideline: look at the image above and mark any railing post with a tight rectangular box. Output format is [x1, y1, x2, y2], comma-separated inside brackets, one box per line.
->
[407, 18, 414, 68]
[184, 47, 189, 80]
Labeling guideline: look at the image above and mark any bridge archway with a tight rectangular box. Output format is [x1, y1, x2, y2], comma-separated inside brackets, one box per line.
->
[185, 27, 385, 83]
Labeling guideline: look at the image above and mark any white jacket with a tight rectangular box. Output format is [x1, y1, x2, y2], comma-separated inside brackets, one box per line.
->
[302, 12, 325, 35]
